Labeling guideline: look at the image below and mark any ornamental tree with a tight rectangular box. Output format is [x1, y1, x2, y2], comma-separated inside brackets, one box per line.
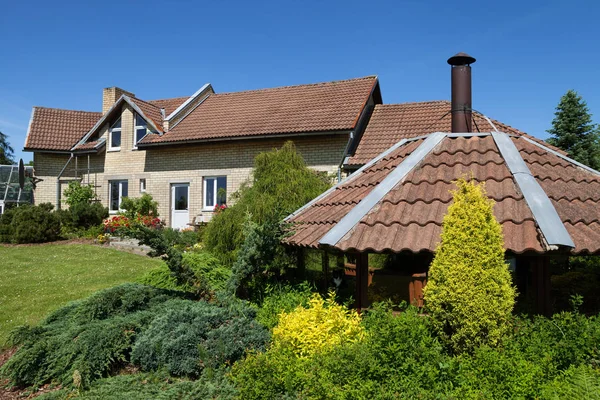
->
[423, 179, 516, 353]
[547, 89, 600, 170]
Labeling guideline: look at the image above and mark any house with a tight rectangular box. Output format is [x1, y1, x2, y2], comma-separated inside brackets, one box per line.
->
[24, 77, 381, 228]
[285, 53, 600, 315]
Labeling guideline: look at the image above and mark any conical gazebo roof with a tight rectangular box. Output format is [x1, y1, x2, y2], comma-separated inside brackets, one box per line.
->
[285, 129, 600, 255]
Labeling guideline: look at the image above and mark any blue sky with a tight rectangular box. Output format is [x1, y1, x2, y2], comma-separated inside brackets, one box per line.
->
[1, 0, 599, 162]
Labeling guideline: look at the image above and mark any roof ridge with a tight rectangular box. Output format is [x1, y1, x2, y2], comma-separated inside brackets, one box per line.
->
[376, 100, 449, 107]
[214, 75, 378, 97]
[130, 96, 162, 110]
[147, 95, 189, 102]
[33, 106, 101, 114]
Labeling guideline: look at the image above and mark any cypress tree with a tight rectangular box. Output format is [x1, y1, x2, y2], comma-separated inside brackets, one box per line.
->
[423, 179, 516, 353]
[547, 90, 600, 170]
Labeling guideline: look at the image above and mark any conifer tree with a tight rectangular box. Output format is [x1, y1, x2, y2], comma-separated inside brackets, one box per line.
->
[0, 131, 15, 165]
[423, 179, 516, 353]
[547, 90, 600, 170]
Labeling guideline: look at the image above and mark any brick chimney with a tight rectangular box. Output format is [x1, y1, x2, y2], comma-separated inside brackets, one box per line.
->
[103, 87, 135, 114]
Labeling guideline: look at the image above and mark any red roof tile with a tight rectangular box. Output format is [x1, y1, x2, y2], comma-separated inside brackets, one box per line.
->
[347, 101, 558, 166]
[129, 97, 164, 132]
[286, 134, 600, 255]
[72, 139, 105, 152]
[25, 107, 102, 151]
[147, 97, 188, 116]
[140, 76, 378, 145]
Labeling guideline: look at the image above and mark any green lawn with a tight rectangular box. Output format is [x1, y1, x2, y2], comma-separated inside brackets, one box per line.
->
[0, 243, 163, 348]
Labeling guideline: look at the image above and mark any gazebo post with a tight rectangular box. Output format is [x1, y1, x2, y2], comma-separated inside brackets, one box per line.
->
[321, 251, 329, 291]
[355, 252, 369, 311]
[530, 257, 552, 316]
[296, 248, 306, 277]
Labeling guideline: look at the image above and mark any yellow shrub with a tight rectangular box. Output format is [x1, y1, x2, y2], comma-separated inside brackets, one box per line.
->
[272, 291, 365, 357]
[423, 179, 516, 353]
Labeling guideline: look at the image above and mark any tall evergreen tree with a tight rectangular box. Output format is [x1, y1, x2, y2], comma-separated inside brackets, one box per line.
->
[0, 130, 15, 165]
[547, 90, 600, 170]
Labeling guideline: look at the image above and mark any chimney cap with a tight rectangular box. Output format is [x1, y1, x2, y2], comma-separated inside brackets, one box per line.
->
[447, 52, 476, 66]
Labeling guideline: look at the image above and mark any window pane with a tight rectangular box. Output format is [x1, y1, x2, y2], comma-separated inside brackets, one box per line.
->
[136, 128, 146, 144]
[135, 114, 146, 127]
[112, 118, 121, 129]
[111, 131, 121, 148]
[205, 178, 214, 207]
[140, 179, 146, 192]
[174, 186, 188, 210]
[110, 182, 119, 211]
[216, 177, 227, 205]
[121, 181, 128, 199]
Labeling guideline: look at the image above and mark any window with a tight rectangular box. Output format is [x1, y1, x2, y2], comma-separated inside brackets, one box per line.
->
[109, 180, 128, 212]
[109, 118, 122, 150]
[203, 176, 226, 209]
[140, 178, 146, 193]
[134, 114, 148, 148]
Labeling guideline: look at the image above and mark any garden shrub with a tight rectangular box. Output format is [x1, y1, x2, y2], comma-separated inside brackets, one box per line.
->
[540, 364, 600, 400]
[131, 298, 269, 377]
[205, 141, 330, 266]
[0, 284, 192, 389]
[68, 201, 108, 229]
[63, 181, 96, 207]
[139, 251, 231, 293]
[0, 203, 61, 243]
[119, 193, 159, 219]
[255, 283, 313, 329]
[273, 291, 365, 357]
[423, 179, 516, 353]
[38, 370, 238, 400]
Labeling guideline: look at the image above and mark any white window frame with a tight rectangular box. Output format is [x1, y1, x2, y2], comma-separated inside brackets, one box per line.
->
[133, 113, 149, 149]
[109, 118, 122, 151]
[203, 176, 227, 210]
[109, 180, 128, 213]
[140, 178, 146, 193]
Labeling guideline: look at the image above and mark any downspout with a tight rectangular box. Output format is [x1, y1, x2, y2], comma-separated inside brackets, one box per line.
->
[56, 153, 74, 209]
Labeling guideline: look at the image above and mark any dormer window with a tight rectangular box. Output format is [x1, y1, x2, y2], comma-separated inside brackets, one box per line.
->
[109, 118, 122, 151]
[134, 114, 148, 148]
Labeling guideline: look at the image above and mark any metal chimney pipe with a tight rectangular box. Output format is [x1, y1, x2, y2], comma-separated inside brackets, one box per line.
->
[447, 52, 476, 133]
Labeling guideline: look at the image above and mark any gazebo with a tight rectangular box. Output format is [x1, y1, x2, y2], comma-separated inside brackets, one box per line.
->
[284, 54, 600, 315]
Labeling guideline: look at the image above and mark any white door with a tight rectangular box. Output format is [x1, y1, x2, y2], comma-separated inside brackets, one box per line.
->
[171, 184, 189, 230]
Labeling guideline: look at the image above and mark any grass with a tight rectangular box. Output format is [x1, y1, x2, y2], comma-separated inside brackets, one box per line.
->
[0, 243, 163, 348]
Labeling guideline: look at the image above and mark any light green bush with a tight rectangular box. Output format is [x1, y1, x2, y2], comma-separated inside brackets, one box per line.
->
[423, 179, 516, 353]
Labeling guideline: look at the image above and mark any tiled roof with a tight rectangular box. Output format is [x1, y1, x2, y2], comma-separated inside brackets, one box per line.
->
[129, 97, 164, 132]
[347, 101, 556, 166]
[147, 97, 189, 116]
[25, 107, 102, 151]
[140, 76, 378, 145]
[285, 134, 600, 255]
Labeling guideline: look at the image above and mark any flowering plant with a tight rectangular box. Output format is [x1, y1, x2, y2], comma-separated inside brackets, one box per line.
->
[213, 204, 228, 214]
[135, 214, 164, 229]
[103, 215, 130, 233]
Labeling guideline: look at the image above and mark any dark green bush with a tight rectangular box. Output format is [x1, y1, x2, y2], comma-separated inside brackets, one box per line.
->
[0, 203, 61, 243]
[138, 251, 231, 293]
[0, 284, 192, 389]
[205, 141, 330, 266]
[131, 298, 269, 377]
